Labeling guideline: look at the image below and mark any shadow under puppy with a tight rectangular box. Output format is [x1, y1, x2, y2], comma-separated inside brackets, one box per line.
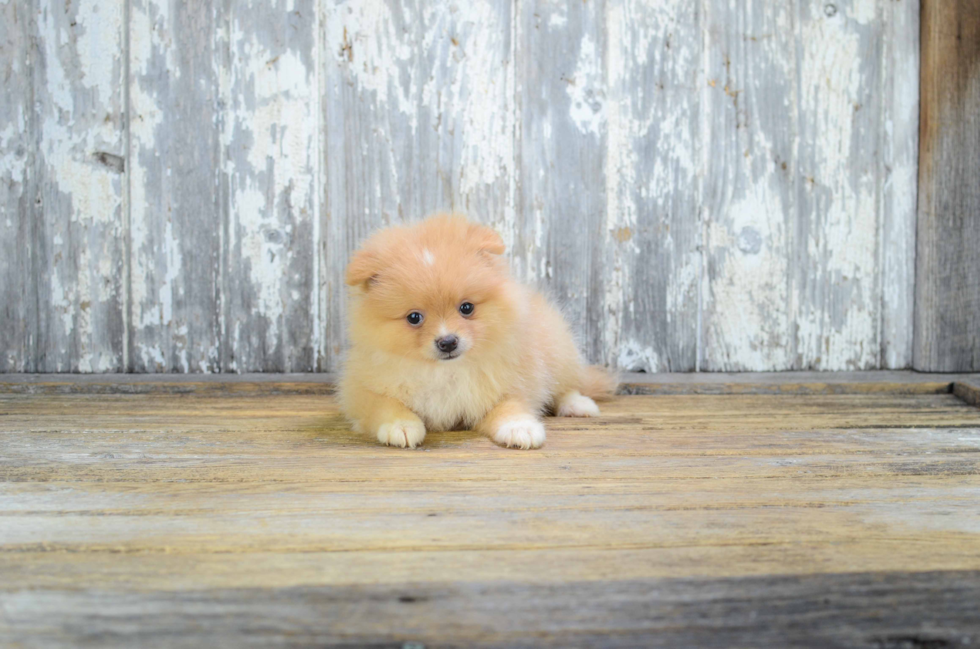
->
[339, 214, 617, 449]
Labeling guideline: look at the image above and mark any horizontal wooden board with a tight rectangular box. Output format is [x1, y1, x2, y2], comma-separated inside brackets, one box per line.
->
[2, 571, 979, 648]
[2, 371, 980, 397]
[955, 380, 980, 408]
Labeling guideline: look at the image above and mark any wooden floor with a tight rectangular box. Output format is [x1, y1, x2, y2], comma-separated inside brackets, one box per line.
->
[2, 374, 980, 648]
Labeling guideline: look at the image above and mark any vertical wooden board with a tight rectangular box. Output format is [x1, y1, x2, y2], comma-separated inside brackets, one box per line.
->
[701, 0, 797, 371]
[602, 1, 700, 371]
[0, 1, 35, 372]
[793, 0, 883, 370]
[33, 0, 127, 371]
[321, 0, 424, 371]
[221, 0, 318, 372]
[414, 1, 515, 231]
[914, 0, 980, 372]
[878, 0, 919, 369]
[129, 0, 222, 372]
[515, 0, 606, 362]
[320, 0, 515, 372]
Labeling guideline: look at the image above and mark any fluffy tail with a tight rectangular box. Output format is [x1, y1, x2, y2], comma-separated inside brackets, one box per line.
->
[580, 365, 619, 401]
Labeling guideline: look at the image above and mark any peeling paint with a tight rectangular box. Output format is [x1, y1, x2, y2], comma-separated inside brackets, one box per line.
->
[224, 1, 317, 371]
[601, 0, 701, 371]
[129, 0, 223, 373]
[566, 32, 605, 137]
[795, 0, 881, 370]
[30, 0, 127, 372]
[879, 0, 919, 370]
[0, 83, 30, 368]
[1, 0, 920, 373]
[617, 340, 662, 373]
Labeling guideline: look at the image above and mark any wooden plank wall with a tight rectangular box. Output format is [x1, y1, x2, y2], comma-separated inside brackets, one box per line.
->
[914, 0, 980, 372]
[0, 0, 921, 373]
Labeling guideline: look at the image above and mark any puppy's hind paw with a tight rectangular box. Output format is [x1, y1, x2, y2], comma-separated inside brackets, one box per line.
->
[377, 418, 426, 449]
[557, 391, 600, 417]
[492, 417, 546, 450]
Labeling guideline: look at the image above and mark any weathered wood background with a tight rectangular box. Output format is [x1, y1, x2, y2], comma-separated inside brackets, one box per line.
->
[0, 0, 921, 373]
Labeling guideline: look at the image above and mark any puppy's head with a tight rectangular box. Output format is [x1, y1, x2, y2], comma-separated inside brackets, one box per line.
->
[345, 214, 515, 363]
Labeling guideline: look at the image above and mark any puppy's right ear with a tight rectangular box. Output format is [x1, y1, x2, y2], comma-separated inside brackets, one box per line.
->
[345, 248, 380, 287]
[468, 223, 505, 256]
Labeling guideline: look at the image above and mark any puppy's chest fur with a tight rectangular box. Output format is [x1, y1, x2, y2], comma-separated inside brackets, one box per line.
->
[391, 363, 501, 432]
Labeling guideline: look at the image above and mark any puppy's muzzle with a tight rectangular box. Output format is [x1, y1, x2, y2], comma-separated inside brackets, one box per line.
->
[435, 335, 459, 354]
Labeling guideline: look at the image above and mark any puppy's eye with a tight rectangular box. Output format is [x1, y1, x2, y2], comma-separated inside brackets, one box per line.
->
[406, 311, 424, 326]
[459, 302, 475, 317]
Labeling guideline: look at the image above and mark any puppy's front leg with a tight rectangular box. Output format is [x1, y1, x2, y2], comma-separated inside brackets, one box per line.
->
[347, 389, 426, 449]
[477, 398, 545, 450]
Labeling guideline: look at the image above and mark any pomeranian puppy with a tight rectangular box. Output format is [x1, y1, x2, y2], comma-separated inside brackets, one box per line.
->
[339, 214, 617, 450]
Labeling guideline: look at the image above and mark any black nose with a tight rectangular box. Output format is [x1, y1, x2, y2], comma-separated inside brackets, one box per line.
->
[435, 335, 458, 353]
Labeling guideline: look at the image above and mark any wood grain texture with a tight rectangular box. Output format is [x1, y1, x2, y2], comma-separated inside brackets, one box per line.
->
[3, 572, 979, 648]
[601, 0, 700, 371]
[798, 1, 883, 370]
[954, 379, 980, 408]
[703, 0, 917, 372]
[0, 1, 35, 372]
[914, 0, 980, 372]
[1, 388, 980, 645]
[879, 0, 920, 370]
[34, 0, 128, 371]
[128, 0, 225, 372]
[701, 0, 797, 371]
[794, 0, 885, 371]
[221, 0, 318, 372]
[0, 1, 926, 373]
[514, 0, 606, 363]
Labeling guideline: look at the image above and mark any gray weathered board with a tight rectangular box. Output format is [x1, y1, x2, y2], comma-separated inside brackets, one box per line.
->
[0, 0, 920, 373]
[914, 0, 980, 373]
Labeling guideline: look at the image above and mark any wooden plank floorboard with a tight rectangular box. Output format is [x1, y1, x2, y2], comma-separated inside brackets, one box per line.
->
[1, 383, 979, 646]
[3, 572, 979, 648]
[955, 380, 980, 408]
[3, 370, 980, 396]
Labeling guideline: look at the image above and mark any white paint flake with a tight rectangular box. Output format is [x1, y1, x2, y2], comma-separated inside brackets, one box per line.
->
[566, 32, 605, 137]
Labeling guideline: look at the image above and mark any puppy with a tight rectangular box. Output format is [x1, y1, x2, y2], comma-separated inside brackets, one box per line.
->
[339, 214, 617, 449]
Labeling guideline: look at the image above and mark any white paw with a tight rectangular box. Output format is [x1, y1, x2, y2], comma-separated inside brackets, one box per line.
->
[556, 391, 600, 417]
[377, 419, 426, 448]
[492, 417, 546, 450]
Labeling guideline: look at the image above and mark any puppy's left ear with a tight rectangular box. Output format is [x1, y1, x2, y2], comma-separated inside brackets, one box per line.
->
[345, 248, 380, 286]
[468, 223, 505, 255]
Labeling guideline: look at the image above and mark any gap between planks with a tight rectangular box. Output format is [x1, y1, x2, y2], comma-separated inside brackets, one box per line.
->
[1, 371, 980, 402]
